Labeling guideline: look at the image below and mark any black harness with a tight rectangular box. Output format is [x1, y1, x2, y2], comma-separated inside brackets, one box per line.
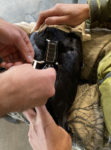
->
[33, 39, 59, 69]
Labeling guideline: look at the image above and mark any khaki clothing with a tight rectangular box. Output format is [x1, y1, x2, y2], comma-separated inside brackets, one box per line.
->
[68, 84, 103, 150]
[98, 51, 111, 136]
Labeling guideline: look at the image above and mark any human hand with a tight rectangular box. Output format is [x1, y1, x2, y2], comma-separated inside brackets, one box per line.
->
[0, 19, 34, 69]
[0, 64, 56, 115]
[24, 106, 72, 150]
[36, 3, 89, 29]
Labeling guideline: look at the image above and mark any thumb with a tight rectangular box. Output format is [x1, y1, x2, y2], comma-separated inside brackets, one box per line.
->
[23, 109, 36, 123]
[15, 31, 34, 63]
[45, 16, 68, 25]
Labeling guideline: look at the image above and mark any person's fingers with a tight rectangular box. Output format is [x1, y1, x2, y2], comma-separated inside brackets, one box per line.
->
[36, 68, 56, 100]
[13, 61, 23, 66]
[24, 36, 34, 58]
[0, 51, 10, 58]
[3, 57, 10, 63]
[0, 51, 23, 66]
[16, 38, 32, 63]
[36, 3, 72, 29]
[35, 105, 46, 113]
[0, 62, 13, 69]
[35, 106, 56, 126]
[11, 51, 23, 62]
[12, 51, 19, 60]
[5, 63, 14, 69]
[0, 62, 6, 68]
[23, 109, 36, 123]
[45, 15, 70, 26]
[21, 31, 34, 58]
[0, 46, 22, 64]
[3, 54, 14, 63]
[3, 61, 23, 68]
[0, 47, 15, 58]
[36, 7, 61, 29]
[15, 31, 34, 63]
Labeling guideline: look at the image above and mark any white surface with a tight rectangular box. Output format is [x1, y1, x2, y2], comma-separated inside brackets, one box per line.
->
[0, 0, 73, 23]
[0, 118, 32, 150]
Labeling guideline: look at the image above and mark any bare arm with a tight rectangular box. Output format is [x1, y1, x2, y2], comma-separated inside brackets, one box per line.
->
[36, 3, 89, 29]
[24, 106, 72, 150]
[0, 64, 56, 116]
[0, 19, 34, 68]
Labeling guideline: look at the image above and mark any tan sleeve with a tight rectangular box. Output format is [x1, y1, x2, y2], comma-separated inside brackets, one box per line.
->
[15, 22, 36, 34]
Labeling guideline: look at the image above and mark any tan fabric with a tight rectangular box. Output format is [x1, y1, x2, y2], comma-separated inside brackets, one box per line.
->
[37, 23, 91, 42]
[98, 50, 111, 136]
[15, 22, 91, 41]
[67, 84, 104, 150]
[15, 22, 36, 34]
[82, 31, 111, 82]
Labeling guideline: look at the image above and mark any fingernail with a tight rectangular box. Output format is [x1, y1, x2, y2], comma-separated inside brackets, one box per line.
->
[27, 56, 33, 63]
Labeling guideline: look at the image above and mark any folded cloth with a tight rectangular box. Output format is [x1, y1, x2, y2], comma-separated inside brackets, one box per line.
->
[67, 84, 104, 150]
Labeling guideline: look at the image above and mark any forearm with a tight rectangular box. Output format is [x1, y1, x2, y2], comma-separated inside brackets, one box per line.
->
[59, 128, 72, 150]
[0, 65, 56, 116]
[0, 73, 12, 116]
[50, 126, 72, 150]
[25, 106, 72, 150]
